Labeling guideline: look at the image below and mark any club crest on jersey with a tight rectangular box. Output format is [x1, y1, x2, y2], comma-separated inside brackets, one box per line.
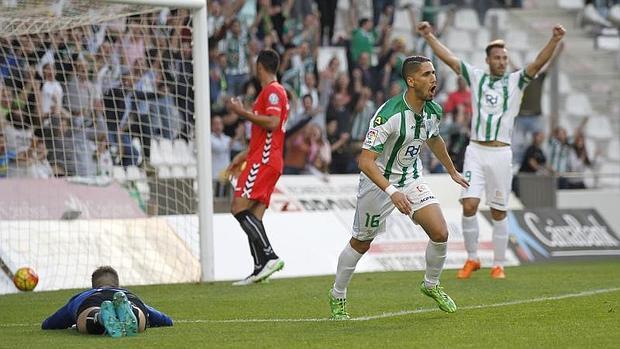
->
[364, 129, 378, 147]
[268, 93, 279, 105]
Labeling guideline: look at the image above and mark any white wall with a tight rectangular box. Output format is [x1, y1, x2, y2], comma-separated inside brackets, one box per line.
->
[557, 189, 620, 233]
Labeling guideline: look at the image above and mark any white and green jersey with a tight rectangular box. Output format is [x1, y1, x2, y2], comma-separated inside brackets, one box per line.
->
[362, 93, 442, 187]
[460, 61, 532, 144]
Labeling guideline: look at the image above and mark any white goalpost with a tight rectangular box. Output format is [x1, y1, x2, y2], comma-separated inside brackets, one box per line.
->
[116, 0, 216, 284]
[115, 0, 215, 284]
[0, 0, 214, 293]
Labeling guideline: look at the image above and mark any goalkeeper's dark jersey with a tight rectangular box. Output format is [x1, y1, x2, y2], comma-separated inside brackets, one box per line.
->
[41, 287, 172, 330]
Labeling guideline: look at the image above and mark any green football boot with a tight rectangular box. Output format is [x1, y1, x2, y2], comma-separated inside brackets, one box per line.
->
[112, 291, 138, 336]
[99, 300, 123, 338]
[419, 281, 457, 313]
[328, 289, 350, 320]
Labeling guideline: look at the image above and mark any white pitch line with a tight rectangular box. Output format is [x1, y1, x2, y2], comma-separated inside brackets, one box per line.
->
[2, 287, 618, 328]
[177, 286, 620, 324]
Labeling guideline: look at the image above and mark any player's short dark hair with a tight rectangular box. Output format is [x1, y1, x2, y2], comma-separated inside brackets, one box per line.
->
[486, 39, 506, 56]
[358, 18, 370, 27]
[401, 55, 431, 80]
[256, 49, 280, 74]
[91, 266, 119, 288]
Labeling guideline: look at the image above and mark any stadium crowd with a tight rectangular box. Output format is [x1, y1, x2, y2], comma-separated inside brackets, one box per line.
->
[0, 8, 193, 178]
[0, 0, 598, 193]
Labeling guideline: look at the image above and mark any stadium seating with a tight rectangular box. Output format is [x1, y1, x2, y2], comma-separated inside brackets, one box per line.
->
[453, 8, 480, 31]
[444, 30, 474, 53]
[484, 8, 509, 32]
[584, 115, 614, 140]
[557, 0, 585, 11]
[564, 93, 593, 117]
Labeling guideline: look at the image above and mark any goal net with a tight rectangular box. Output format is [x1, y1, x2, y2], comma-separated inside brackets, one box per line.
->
[0, 0, 211, 294]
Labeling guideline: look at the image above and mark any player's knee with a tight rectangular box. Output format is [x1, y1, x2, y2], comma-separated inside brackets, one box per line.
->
[490, 209, 507, 221]
[429, 227, 449, 243]
[462, 202, 478, 217]
[350, 238, 372, 254]
[230, 200, 244, 215]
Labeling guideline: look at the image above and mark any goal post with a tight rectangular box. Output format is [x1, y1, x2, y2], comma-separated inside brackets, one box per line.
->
[0, 0, 215, 293]
[112, 0, 216, 283]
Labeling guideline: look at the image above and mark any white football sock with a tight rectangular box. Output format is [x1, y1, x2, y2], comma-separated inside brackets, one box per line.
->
[332, 242, 363, 299]
[424, 240, 447, 288]
[462, 214, 479, 260]
[492, 217, 509, 267]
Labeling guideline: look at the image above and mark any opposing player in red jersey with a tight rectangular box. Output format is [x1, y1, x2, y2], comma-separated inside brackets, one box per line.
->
[227, 49, 288, 285]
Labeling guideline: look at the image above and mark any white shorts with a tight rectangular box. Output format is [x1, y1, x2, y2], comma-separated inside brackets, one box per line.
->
[460, 142, 513, 211]
[352, 174, 439, 241]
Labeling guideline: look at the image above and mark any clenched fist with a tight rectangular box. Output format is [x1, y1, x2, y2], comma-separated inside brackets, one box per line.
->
[417, 21, 433, 37]
[552, 24, 566, 41]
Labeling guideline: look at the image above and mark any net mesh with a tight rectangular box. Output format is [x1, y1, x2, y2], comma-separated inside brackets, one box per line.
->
[0, 0, 202, 293]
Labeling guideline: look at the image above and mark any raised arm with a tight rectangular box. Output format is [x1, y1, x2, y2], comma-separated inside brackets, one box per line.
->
[525, 24, 566, 78]
[416, 21, 461, 75]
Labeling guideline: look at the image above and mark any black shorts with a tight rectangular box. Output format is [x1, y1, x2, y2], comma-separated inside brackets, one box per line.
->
[77, 289, 149, 325]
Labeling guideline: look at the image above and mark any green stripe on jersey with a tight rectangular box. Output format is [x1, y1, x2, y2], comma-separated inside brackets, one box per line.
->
[412, 159, 419, 179]
[398, 167, 408, 187]
[494, 79, 509, 140]
[460, 61, 471, 86]
[485, 113, 493, 141]
[383, 111, 407, 180]
[475, 74, 487, 139]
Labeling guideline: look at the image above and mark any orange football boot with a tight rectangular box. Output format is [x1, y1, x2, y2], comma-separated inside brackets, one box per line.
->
[490, 266, 506, 279]
[457, 259, 481, 279]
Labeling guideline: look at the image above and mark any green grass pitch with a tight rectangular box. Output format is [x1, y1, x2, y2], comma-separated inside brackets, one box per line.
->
[0, 260, 619, 348]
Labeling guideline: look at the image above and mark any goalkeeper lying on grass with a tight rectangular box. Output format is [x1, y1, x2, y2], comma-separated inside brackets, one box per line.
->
[42, 266, 172, 337]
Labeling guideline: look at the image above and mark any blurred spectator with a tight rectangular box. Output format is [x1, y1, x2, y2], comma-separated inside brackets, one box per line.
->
[208, 1, 226, 38]
[316, 0, 338, 45]
[210, 51, 228, 111]
[305, 123, 332, 177]
[119, 24, 145, 69]
[318, 56, 340, 111]
[211, 115, 232, 196]
[103, 72, 142, 167]
[41, 63, 63, 117]
[93, 40, 122, 99]
[350, 18, 381, 64]
[326, 93, 353, 173]
[519, 131, 550, 174]
[546, 126, 572, 189]
[444, 77, 472, 119]
[284, 122, 328, 175]
[444, 104, 470, 172]
[566, 132, 599, 189]
[26, 137, 54, 178]
[348, 87, 375, 167]
[222, 18, 251, 96]
[513, 42, 563, 165]
[0, 130, 16, 177]
[373, 0, 396, 26]
[169, 27, 194, 139]
[288, 94, 319, 132]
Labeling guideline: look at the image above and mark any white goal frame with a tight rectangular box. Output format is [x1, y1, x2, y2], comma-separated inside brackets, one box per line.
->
[106, 0, 214, 282]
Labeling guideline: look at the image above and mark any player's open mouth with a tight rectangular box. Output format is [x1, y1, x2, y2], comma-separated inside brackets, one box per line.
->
[430, 85, 437, 94]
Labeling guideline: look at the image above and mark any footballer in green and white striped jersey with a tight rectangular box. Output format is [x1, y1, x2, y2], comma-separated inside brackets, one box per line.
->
[362, 93, 443, 187]
[460, 60, 532, 144]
